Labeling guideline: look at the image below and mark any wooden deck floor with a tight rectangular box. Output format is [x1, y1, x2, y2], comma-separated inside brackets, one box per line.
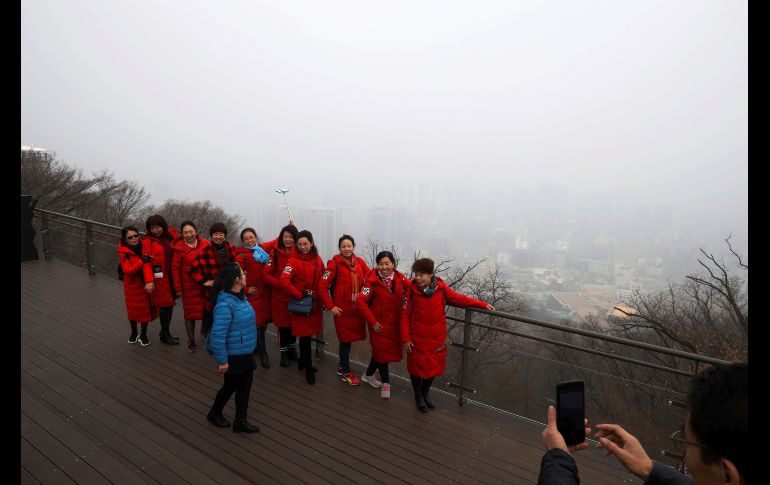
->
[21, 258, 639, 484]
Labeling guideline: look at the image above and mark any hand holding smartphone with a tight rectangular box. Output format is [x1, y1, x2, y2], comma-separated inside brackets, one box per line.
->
[556, 380, 585, 446]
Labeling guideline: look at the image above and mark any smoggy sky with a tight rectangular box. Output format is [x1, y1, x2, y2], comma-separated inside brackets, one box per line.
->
[21, 1, 747, 246]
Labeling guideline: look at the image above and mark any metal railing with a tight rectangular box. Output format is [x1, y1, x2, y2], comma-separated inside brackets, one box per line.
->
[35, 208, 136, 274]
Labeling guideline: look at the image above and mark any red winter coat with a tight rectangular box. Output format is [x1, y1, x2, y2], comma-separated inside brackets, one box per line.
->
[262, 245, 294, 328]
[118, 242, 158, 323]
[400, 277, 488, 378]
[234, 246, 272, 326]
[141, 228, 179, 309]
[356, 270, 409, 364]
[280, 249, 326, 337]
[190, 240, 236, 311]
[171, 236, 209, 320]
[318, 254, 370, 343]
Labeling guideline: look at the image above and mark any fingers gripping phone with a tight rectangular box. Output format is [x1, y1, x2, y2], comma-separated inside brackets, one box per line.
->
[556, 381, 585, 446]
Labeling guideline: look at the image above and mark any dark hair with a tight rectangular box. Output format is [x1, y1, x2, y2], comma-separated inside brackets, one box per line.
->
[210, 262, 244, 306]
[278, 224, 299, 250]
[376, 251, 395, 265]
[120, 226, 141, 245]
[296, 230, 318, 255]
[338, 234, 355, 248]
[687, 362, 747, 478]
[240, 227, 259, 243]
[145, 214, 171, 240]
[209, 222, 228, 237]
[180, 220, 197, 233]
[412, 258, 434, 274]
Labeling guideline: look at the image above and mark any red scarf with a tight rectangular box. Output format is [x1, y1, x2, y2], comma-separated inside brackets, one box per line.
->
[340, 255, 362, 299]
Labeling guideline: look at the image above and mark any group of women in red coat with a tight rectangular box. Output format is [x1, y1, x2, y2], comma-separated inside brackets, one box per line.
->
[118, 216, 494, 412]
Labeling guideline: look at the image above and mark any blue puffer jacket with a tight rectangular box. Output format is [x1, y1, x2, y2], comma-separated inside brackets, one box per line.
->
[208, 291, 258, 365]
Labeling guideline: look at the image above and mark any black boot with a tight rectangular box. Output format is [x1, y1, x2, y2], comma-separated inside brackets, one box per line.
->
[232, 419, 259, 433]
[280, 349, 289, 367]
[288, 344, 299, 361]
[422, 377, 436, 409]
[257, 326, 270, 368]
[305, 366, 316, 385]
[410, 375, 428, 413]
[159, 308, 179, 344]
[207, 411, 230, 428]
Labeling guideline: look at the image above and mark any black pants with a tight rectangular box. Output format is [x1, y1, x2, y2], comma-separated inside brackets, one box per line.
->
[299, 336, 312, 367]
[339, 342, 352, 372]
[279, 327, 296, 349]
[366, 358, 390, 383]
[211, 366, 254, 421]
[159, 306, 173, 334]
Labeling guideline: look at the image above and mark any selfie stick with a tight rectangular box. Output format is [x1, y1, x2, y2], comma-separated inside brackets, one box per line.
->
[275, 188, 292, 221]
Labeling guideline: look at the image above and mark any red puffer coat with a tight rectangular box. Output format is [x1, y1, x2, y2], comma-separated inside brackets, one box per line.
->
[234, 246, 272, 326]
[356, 270, 409, 363]
[280, 249, 326, 337]
[171, 235, 209, 320]
[318, 254, 370, 343]
[262, 245, 294, 328]
[118, 243, 158, 323]
[400, 277, 488, 378]
[141, 228, 179, 308]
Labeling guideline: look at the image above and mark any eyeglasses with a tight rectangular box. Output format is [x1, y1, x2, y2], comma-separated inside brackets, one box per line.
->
[670, 429, 703, 454]
[126, 235, 139, 240]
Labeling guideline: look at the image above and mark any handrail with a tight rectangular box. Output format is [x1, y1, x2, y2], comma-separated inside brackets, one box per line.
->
[447, 309, 730, 367]
[32, 207, 141, 273]
[33, 208, 129, 233]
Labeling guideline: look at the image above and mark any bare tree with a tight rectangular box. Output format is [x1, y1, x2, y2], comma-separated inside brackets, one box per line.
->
[361, 237, 400, 270]
[135, 199, 245, 244]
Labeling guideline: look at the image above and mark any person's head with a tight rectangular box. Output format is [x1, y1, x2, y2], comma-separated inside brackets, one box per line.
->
[411, 258, 434, 288]
[296, 230, 318, 255]
[240, 228, 259, 247]
[683, 362, 748, 484]
[180, 220, 197, 243]
[278, 224, 299, 250]
[121, 226, 141, 247]
[145, 214, 169, 238]
[209, 222, 228, 245]
[376, 251, 396, 276]
[213, 262, 246, 295]
[338, 234, 355, 258]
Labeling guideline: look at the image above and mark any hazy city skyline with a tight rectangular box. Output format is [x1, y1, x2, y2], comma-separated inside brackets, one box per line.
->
[22, 1, 747, 268]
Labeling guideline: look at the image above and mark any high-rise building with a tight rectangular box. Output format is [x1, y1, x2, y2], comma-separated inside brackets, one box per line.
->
[306, 207, 338, 261]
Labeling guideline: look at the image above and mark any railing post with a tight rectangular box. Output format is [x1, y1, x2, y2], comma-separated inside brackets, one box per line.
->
[85, 222, 96, 275]
[41, 212, 51, 260]
[458, 308, 473, 406]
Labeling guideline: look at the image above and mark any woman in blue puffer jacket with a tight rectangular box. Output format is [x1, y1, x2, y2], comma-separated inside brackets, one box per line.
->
[205, 262, 260, 433]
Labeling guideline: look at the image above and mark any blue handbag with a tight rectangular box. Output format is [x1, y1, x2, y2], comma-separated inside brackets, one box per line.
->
[288, 295, 315, 316]
[287, 258, 318, 316]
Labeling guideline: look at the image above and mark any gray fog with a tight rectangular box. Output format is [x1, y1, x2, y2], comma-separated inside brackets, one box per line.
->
[22, 1, 747, 275]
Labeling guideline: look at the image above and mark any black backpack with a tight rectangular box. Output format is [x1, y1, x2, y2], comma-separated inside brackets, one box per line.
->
[117, 263, 124, 280]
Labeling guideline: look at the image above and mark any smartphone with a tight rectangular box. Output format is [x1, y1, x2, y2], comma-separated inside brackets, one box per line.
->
[556, 380, 585, 446]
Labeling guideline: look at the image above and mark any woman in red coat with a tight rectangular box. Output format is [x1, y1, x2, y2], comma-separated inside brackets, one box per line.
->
[118, 226, 158, 346]
[171, 220, 210, 352]
[234, 227, 273, 368]
[355, 251, 408, 399]
[318, 235, 370, 386]
[401, 258, 495, 413]
[262, 224, 299, 367]
[142, 214, 180, 345]
[280, 230, 326, 385]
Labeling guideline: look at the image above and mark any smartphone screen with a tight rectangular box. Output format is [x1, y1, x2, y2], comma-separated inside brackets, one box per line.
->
[556, 381, 585, 446]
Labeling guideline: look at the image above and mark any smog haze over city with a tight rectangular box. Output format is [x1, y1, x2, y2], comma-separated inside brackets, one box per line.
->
[22, 1, 747, 320]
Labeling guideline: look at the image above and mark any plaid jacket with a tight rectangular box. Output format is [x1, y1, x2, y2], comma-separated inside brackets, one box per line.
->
[190, 241, 236, 310]
[190, 241, 236, 285]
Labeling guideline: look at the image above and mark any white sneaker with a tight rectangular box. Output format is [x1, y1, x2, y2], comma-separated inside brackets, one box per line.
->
[380, 383, 391, 399]
[360, 374, 382, 388]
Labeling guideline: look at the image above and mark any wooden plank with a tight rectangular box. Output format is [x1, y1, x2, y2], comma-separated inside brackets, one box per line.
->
[21, 438, 76, 485]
